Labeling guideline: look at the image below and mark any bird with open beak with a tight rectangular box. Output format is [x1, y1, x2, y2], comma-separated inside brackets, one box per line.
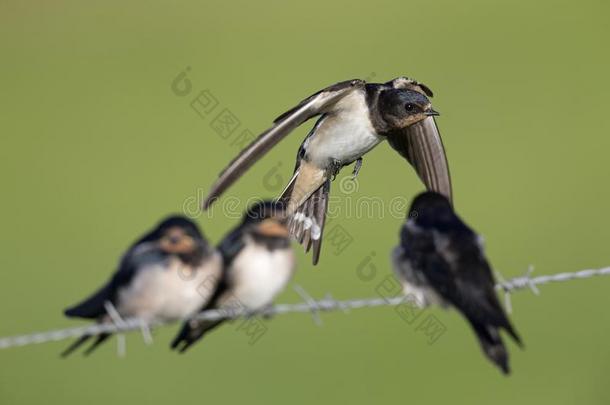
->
[61, 216, 222, 356]
[171, 200, 295, 353]
[202, 77, 451, 265]
[392, 192, 522, 374]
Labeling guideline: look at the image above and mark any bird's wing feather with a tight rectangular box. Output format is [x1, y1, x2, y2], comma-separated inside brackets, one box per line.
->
[217, 226, 246, 267]
[425, 230, 521, 344]
[387, 117, 453, 202]
[63, 243, 162, 319]
[63, 284, 114, 319]
[203, 79, 365, 209]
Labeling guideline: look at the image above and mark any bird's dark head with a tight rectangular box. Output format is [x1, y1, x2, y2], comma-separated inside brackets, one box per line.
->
[243, 200, 290, 239]
[407, 192, 456, 229]
[386, 76, 434, 97]
[148, 216, 209, 261]
[378, 89, 438, 129]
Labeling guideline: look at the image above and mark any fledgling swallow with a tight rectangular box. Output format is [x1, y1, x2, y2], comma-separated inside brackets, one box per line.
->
[61, 216, 222, 357]
[171, 200, 295, 353]
[392, 192, 522, 374]
[202, 77, 452, 265]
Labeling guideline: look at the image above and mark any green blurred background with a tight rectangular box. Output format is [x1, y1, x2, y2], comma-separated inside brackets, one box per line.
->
[1, 0, 609, 403]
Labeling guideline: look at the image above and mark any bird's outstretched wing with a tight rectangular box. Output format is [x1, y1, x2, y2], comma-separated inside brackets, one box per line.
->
[386, 116, 453, 202]
[202, 79, 365, 209]
[383, 78, 452, 202]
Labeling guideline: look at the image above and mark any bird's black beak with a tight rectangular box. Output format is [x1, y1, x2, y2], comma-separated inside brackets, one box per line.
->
[425, 108, 440, 117]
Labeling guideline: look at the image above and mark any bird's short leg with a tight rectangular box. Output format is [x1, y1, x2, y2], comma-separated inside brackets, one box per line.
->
[328, 158, 343, 180]
[351, 158, 363, 180]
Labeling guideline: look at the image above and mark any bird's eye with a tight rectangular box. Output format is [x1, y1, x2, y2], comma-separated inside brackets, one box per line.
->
[405, 103, 417, 112]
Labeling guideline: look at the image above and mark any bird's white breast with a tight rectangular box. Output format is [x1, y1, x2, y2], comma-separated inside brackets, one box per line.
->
[116, 252, 222, 322]
[225, 237, 295, 310]
[306, 90, 382, 166]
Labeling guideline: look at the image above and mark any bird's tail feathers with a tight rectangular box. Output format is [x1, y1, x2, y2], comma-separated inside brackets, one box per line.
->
[171, 320, 224, 353]
[468, 318, 511, 375]
[283, 179, 330, 265]
[83, 333, 112, 356]
[60, 334, 92, 357]
[60, 332, 112, 358]
[281, 161, 327, 214]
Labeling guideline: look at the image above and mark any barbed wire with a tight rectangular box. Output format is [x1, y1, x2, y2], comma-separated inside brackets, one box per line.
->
[0, 265, 609, 351]
[494, 265, 610, 313]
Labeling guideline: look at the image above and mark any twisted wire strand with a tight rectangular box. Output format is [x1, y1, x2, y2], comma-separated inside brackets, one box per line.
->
[1, 266, 609, 350]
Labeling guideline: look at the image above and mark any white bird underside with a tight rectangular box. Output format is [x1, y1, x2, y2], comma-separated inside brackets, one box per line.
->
[221, 237, 295, 310]
[286, 90, 381, 213]
[304, 90, 382, 167]
[116, 253, 222, 322]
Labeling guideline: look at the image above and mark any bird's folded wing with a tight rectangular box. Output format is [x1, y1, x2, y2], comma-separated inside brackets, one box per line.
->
[387, 116, 453, 202]
[434, 236, 522, 345]
[217, 225, 246, 267]
[202, 79, 365, 209]
[63, 284, 113, 319]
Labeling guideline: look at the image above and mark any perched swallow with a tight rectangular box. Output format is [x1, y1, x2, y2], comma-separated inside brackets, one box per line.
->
[202, 77, 452, 264]
[61, 216, 222, 357]
[392, 192, 522, 374]
[171, 201, 295, 352]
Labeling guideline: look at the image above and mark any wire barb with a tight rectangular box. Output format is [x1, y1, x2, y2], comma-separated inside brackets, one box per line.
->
[292, 284, 323, 326]
[104, 301, 127, 357]
[139, 321, 154, 346]
[493, 269, 513, 313]
[0, 265, 609, 351]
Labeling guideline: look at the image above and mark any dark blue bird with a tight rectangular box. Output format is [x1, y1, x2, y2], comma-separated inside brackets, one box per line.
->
[392, 192, 522, 374]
